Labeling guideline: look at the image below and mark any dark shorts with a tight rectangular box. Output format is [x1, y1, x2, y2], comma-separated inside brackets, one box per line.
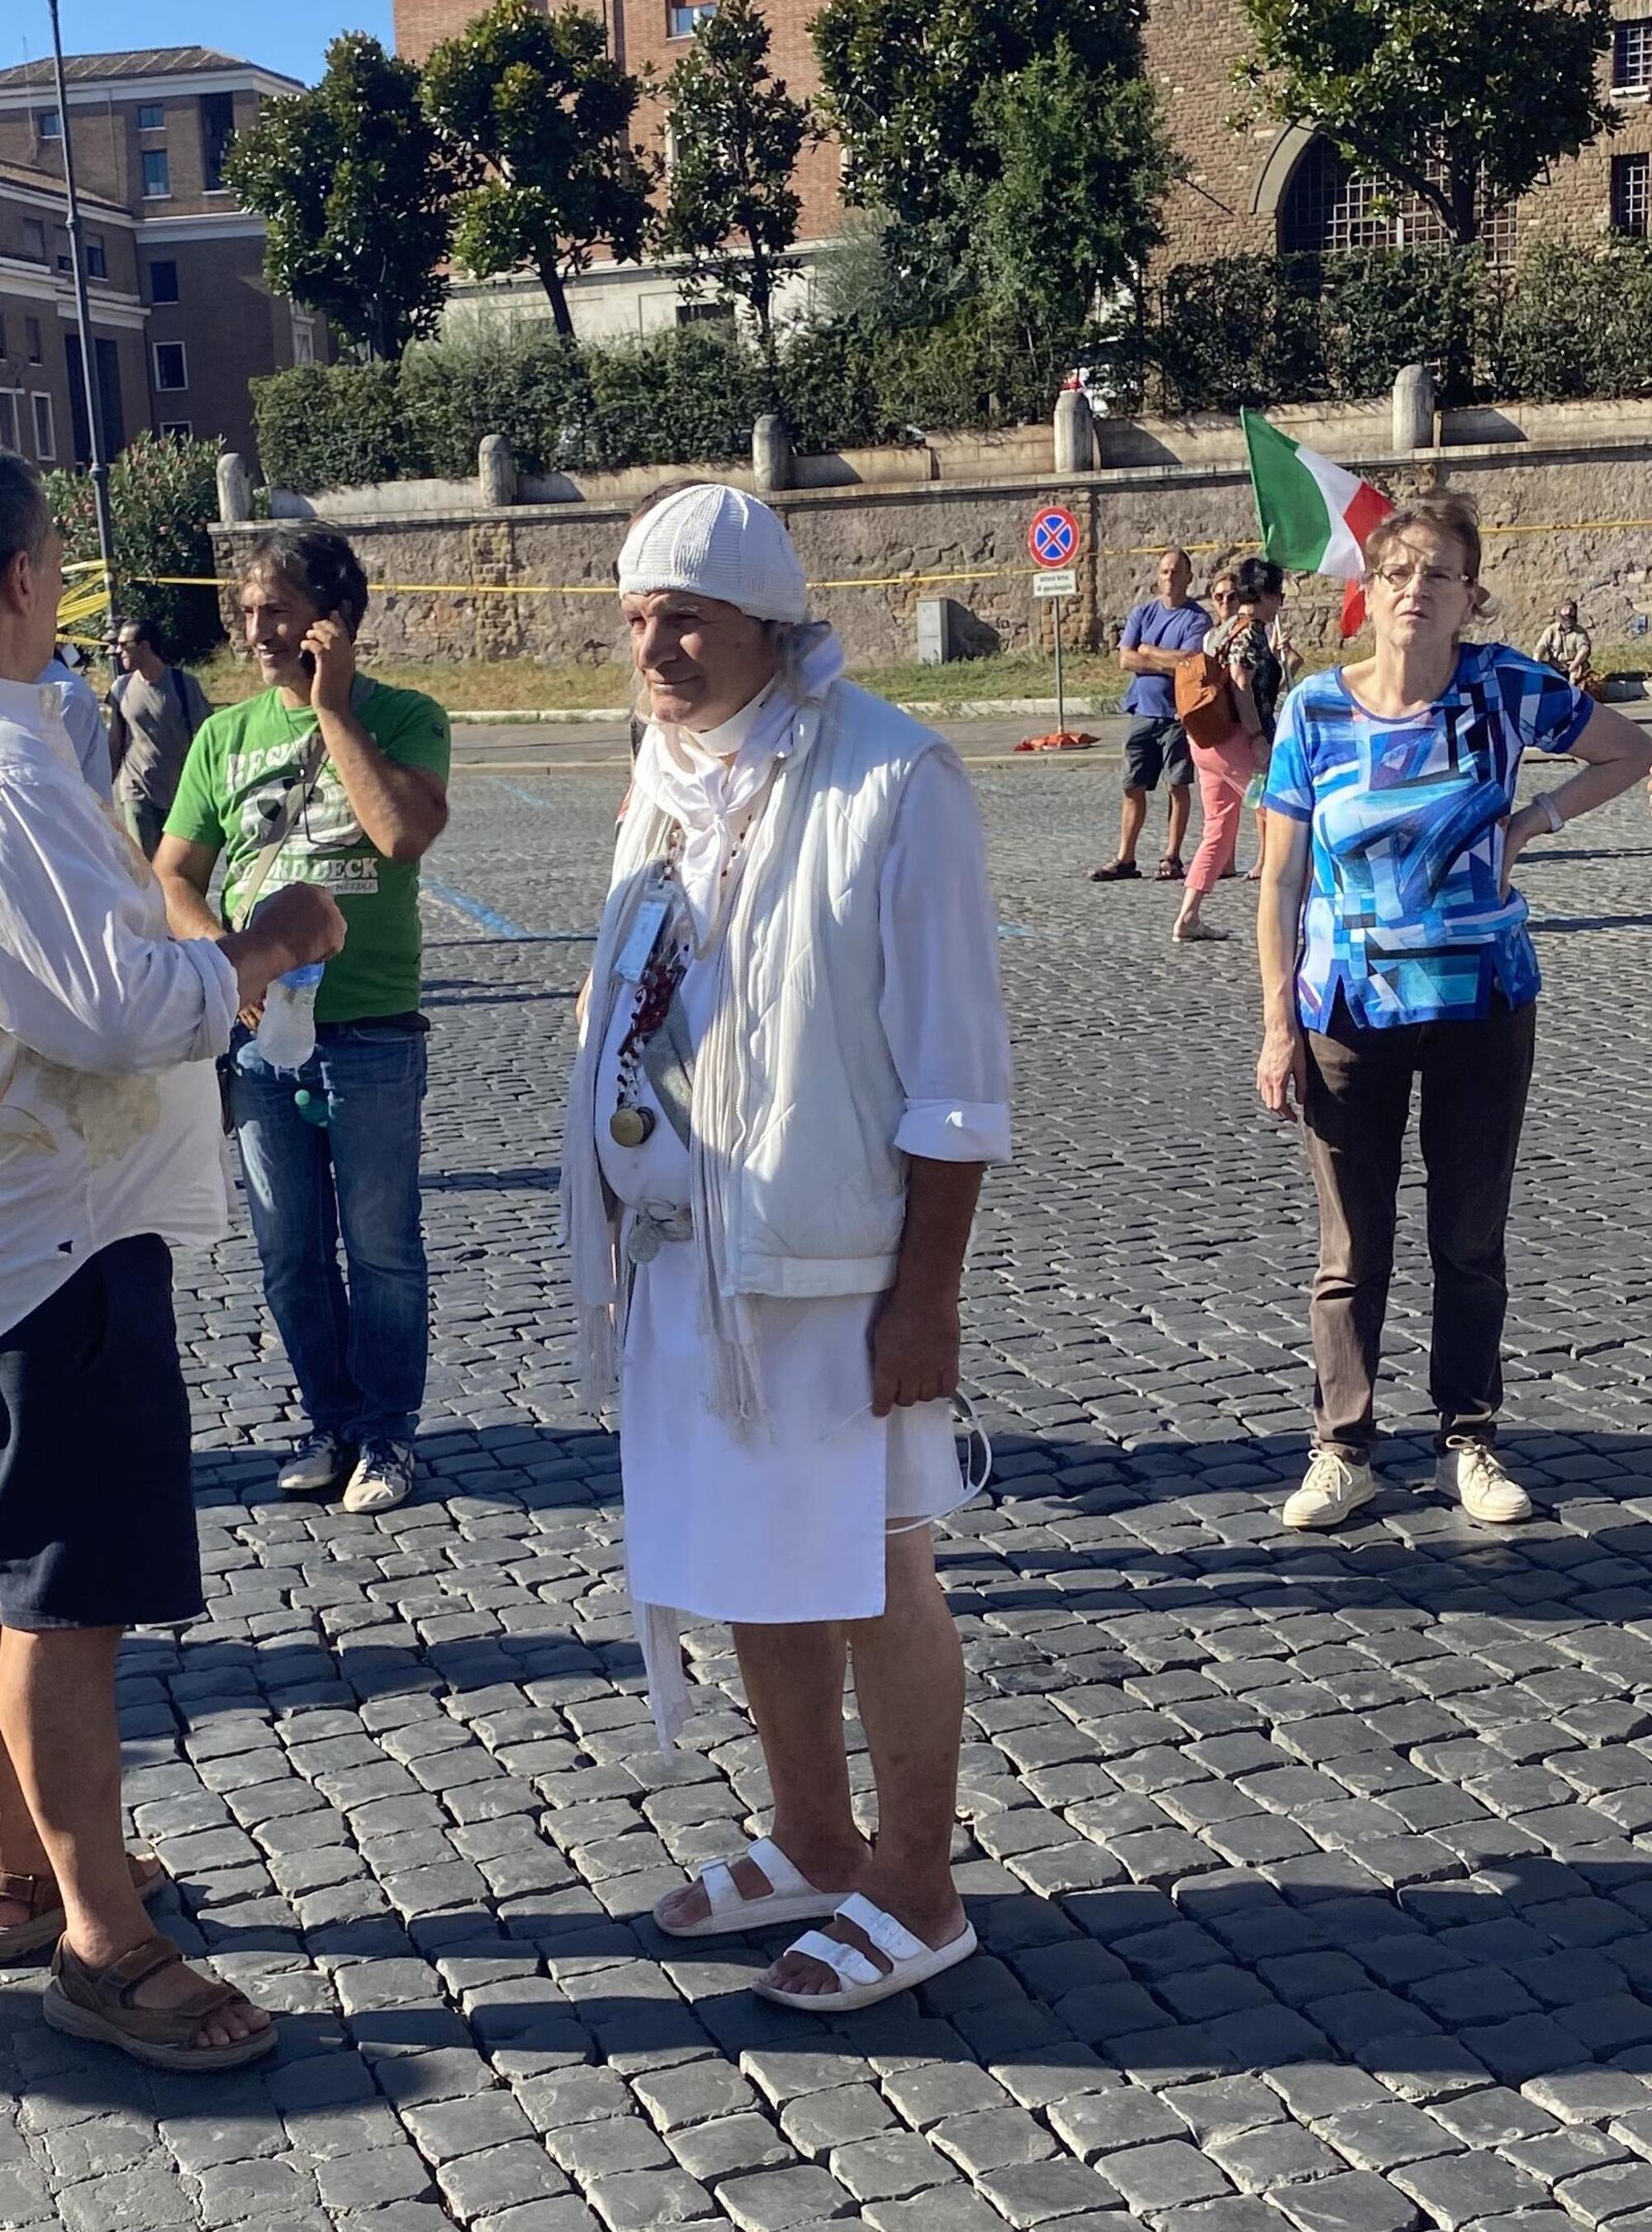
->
[0, 1235, 202, 1631]
[1123, 716, 1194, 791]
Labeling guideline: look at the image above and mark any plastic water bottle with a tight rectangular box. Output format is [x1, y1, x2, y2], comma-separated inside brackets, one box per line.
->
[255, 963, 324, 1072]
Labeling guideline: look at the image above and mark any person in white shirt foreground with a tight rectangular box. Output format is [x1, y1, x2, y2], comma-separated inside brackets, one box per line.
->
[563, 484, 1012, 2013]
[0, 452, 342, 2069]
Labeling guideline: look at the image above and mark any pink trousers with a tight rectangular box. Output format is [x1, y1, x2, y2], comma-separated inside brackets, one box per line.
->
[1186, 734, 1260, 896]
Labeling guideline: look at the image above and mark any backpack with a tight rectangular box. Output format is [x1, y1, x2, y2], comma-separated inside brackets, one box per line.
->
[1174, 649, 1238, 747]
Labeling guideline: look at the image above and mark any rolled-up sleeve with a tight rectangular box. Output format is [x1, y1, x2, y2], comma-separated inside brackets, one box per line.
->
[0, 767, 238, 1075]
[879, 747, 1012, 1165]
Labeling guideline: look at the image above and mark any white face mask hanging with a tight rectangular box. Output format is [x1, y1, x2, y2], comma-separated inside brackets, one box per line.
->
[824, 1390, 994, 1532]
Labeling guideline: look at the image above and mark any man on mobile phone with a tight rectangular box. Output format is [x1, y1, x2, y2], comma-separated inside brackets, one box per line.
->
[154, 525, 450, 1516]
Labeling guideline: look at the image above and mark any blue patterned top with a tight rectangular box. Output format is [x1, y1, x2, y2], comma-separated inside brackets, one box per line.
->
[1262, 643, 1592, 1030]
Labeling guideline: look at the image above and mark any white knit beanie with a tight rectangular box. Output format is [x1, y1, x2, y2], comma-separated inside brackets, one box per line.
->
[616, 483, 809, 624]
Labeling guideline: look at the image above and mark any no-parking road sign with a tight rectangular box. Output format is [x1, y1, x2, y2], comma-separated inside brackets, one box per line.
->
[1028, 506, 1080, 568]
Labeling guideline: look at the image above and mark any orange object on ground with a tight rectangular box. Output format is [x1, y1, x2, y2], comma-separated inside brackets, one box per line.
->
[1014, 730, 1097, 753]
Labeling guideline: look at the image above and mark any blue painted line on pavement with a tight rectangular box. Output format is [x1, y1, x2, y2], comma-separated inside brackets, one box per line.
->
[425, 877, 540, 941]
[998, 923, 1032, 938]
[491, 779, 553, 810]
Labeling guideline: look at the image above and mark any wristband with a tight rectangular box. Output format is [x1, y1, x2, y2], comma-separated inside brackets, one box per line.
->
[1539, 793, 1565, 835]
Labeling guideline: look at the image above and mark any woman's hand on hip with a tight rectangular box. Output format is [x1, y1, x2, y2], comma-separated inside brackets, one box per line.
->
[871, 1285, 961, 1415]
[1257, 1021, 1308, 1121]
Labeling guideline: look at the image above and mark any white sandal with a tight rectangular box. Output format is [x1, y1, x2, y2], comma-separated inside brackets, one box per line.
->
[652, 1835, 843, 1940]
[750, 1892, 978, 2013]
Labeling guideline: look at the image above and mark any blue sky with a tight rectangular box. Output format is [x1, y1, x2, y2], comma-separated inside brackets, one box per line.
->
[2, 0, 393, 89]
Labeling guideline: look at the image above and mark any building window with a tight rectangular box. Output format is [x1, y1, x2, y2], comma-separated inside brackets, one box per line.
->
[137, 102, 165, 131]
[32, 393, 55, 461]
[34, 107, 61, 139]
[668, 2, 717, 32]
[21, 217, 46, 262]
[1613, 152, 1651, 235]
[292, 316, 316, 365]
[676, 300, 734, 325]
[0, 392, 19, 452]
[141, 148, 171, 198]
[153, 340, 188, 391]
[148, 258, 179, 304]
[158, 420, 193, 440]
[55, 230, 73, 273]
[24, 317, 42, 363]
[1279, 135, 1515, 262]
[85, 235, 107, 280]
[200, 91, 235, 192]
[1614, 19, 1652, 90]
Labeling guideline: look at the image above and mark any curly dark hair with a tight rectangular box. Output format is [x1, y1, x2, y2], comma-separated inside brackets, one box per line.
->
[1233, 556, 1284, 605]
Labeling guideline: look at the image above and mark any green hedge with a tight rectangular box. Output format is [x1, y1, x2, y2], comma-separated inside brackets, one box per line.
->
[46, 433, 225, 662]
[251, 236, 1652, 491]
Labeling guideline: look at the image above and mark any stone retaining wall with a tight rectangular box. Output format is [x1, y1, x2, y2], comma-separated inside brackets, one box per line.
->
[214, 435, 1652, 670]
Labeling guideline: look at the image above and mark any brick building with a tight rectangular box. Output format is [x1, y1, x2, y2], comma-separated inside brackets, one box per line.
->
[396, 0, 1652, 334]
[0, 45, 328, 468]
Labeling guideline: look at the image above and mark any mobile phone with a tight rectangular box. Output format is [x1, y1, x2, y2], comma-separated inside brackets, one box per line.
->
[299, 608, 335, 679]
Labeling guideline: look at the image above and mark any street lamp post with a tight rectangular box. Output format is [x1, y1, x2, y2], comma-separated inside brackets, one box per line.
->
[46, 0, 117, 639]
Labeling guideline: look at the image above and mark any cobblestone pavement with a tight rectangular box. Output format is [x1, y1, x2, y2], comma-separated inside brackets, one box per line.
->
[6, 761, 1652, 2232]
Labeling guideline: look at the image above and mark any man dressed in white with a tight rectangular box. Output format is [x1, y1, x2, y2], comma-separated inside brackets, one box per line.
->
[563, 486, 1011, 2012]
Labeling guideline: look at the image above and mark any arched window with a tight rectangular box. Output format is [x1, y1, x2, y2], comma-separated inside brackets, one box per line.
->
[1277, 135, 1517, 262]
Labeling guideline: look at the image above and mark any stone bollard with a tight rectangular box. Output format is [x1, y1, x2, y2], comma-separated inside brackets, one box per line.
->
[1392, 363, 1436, 454]
[478, 434, 516, 507]
[752, 412, 792, 494]
[1053, 387, 1097, 475]
[216, 451, 254, 523]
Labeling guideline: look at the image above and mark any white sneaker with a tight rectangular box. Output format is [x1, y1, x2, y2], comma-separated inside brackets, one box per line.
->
[1282, 1451, 1379, 1530]
[1436, 1441, 1531, 1524]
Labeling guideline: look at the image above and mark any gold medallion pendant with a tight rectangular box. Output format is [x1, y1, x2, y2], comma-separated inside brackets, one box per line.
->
[609, 1106, 655, 1148]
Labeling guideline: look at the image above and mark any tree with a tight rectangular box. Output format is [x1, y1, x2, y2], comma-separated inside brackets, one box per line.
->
[421, 0, 656, 340]
[974, 36, 1172, 330]
[1236, 0, 1615, 245]
[224, 33, 453, 361]
[813, 0, 1160, 253]
[657, 0, 814, 354]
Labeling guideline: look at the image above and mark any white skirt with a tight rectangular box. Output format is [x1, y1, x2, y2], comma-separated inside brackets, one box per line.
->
[618, 1228, 974, 1745]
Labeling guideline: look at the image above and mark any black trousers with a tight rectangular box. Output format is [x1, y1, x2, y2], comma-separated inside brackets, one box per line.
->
[1302, 995, 1537, 1460]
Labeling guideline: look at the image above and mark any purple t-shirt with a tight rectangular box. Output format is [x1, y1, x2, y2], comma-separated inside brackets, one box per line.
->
[1122, 598, 1210, 719]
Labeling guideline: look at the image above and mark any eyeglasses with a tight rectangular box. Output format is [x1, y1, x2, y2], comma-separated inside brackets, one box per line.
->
[1370, 563, 1473, 591]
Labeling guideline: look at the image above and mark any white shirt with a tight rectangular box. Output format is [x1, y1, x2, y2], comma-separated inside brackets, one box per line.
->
[41, 655, 112, 800]
[0, 676, 237, 1336]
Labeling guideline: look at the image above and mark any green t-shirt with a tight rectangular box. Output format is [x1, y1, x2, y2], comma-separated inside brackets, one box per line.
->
[165, 678, 451, 1024]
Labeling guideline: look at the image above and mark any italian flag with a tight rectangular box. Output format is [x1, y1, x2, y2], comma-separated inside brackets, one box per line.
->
[1241, 408, 1393, 637]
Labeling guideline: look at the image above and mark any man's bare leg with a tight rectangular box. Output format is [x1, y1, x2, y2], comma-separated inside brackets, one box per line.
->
[0, 1628, 268, 2047]
[761, 1526, 966, 1994]
[1165, 781, 1193, 864]
[654, 1620, 866, 1929]
[1117, 787, 1148, 867]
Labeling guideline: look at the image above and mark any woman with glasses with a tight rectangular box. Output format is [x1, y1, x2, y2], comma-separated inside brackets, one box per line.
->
[1256, 492, 1651, 1531]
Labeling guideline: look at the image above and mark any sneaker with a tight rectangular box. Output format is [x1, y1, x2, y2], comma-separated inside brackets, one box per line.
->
[277, 1431, 356, 1496]
[343, 1441, 417, 1515]
[1282, 1451, 1379, 1530]
[1436, 1441, 1531, 1524]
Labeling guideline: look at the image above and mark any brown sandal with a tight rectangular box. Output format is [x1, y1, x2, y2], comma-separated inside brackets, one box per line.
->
[0, 1854, 165, 1964]
[44, 1932, 276, 2071]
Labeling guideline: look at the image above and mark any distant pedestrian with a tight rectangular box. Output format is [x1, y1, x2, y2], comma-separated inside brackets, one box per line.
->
[107, 616, 211, 859]
[1089, 547, 1208, 882]
[154, 524, 450, 1517]
[1534, 600, 1594, 691]
[0, 449, 343, 2069]
[1174, 557, 1285, 943]
[1256, 492, 1652, 1531]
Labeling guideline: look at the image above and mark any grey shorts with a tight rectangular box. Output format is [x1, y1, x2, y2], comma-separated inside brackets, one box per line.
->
[1124, 716, 1194, 791]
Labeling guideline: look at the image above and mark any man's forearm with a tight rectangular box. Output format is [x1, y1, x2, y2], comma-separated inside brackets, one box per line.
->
[895, 1156, 985, 1299]
[159, 873, 225, 944]
[321, 710, 446, 862]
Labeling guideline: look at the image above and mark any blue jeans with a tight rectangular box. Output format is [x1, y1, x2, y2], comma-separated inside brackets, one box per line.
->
[231, 1021, 429, 1447]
